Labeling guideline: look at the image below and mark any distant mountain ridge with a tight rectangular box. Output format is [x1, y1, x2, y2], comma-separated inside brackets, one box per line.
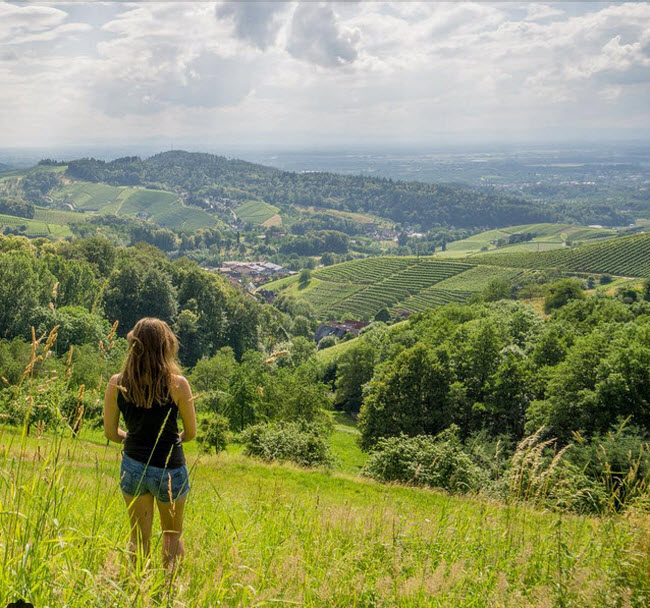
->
[65, 150, 556, 230]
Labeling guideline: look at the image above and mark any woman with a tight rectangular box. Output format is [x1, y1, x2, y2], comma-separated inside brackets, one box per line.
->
[103, 317, 196, 569]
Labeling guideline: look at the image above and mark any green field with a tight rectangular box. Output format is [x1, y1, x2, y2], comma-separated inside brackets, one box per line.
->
[264, 228, 650, 319]
[50, 181, 218, 231]
[440, 223, 617, 258]
[264, 258, 517, 318]
[3, 425, 648, 607]
[0, 212, 73, 238]
[474, 231, 650, 278]
[235, 199, 280, 225]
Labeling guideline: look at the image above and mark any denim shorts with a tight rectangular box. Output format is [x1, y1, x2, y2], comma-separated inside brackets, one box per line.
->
[120, 454, 190, 503]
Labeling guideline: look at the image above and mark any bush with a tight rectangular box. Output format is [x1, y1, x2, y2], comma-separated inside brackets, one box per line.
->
[362, 427, 488, 493]
[197, 414, 230, 455]
[241, 421, 334, 468]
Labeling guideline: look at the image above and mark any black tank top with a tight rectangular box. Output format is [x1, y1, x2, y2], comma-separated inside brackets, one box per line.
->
[117, 389, 185, 468]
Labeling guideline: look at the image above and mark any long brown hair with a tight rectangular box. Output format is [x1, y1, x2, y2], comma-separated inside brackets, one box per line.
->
[119, 317, 181, 408]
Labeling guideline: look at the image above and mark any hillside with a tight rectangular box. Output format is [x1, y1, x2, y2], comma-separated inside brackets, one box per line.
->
[263, 228, 650, 319]
[50, 180, 218, 231]
[473, 231, 650, 277]
[4, 426, 648, 608]
[64, 151, 556, 230]
[265, 257, 526, 317]
[440, 222, 617, 257]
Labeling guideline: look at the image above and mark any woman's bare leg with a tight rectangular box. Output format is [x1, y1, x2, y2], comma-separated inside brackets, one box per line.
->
[123, 493, 154, 566]
[157, 496, 186, 570]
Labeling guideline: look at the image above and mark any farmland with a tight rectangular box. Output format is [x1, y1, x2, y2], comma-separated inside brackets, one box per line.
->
[50, 180, 218, 231]
[265, 258, 504, 318]
[0, 212, 73, 238]
[474, 231, 650, 278]
[235, 199, 281, 225]
[440, 223, 617, 258]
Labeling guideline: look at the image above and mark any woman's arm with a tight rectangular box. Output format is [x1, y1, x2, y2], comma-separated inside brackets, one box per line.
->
[171, 375, 197, 442]
[103, 374, 127, 444]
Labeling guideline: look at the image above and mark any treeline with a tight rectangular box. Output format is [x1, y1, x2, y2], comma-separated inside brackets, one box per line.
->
[0, 196, 34, 219]
[65, 151, 554, 230]
[0, 235, 284, 366]
[323, 296, 650, 446]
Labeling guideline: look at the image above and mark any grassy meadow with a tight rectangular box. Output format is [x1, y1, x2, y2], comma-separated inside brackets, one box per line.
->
[2, 421, 649, 608]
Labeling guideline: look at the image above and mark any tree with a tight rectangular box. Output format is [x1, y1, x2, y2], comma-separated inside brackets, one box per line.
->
[333, 342, 375, 414]
[358, 343, 453, 449]
[298, 268, 312, 287]
[374, 308, 391, 323]
[175, 309, 204, 366]
[481, 279, 511, 302]
[544, 279, 585, 313]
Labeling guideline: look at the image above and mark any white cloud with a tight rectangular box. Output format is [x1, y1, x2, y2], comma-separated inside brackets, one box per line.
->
[287, 2, 360, 67]
[1, 1, 649, 145]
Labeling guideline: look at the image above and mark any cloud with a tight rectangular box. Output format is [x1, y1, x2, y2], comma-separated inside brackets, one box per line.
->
[287, 2, 360, 67]
[1, 1, 650, 145]
[0, 3, 90, 45]
[526, 3, 565, 22]
[216, 1, 289, 50]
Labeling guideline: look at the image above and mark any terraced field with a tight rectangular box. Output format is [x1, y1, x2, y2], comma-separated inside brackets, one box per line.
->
[235, 200, 280, 225]
[33, 207, 87, 224]
[315, 257, 417, 284]
[474, 232, 650, 278]
[267, 258, 479, 318]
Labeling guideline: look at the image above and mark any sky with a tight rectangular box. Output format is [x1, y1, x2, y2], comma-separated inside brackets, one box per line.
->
[1, 1, 650, 149]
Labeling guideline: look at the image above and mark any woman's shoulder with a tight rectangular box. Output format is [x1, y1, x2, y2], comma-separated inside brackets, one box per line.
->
[170, 374, 190, 390]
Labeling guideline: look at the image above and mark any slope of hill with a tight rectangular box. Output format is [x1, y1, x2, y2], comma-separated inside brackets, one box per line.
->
[265, 257, 526, 317]
[5, 426, 647, 608]
[473, 231, 650, 277]
[64, 151, 557, 230]
[440, 222, 617, 257]
[51, 180, 218, 231]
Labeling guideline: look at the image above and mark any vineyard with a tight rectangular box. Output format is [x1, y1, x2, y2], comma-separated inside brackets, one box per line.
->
[235, 200, 281, 225]
[270, 258, 510, 318]
[441, 223, 617, 257]
[474, 232, 650, 278]
[49, 181, 218, 231]
[0, 212, 72, 238]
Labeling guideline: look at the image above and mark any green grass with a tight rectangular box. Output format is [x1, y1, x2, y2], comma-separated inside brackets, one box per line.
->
[1, 425, 648, 607]
[50, 181, 217, 232]
[235, 200, 280, 224]
[440, 223, 617, 258]
[0, 213, 73, 238]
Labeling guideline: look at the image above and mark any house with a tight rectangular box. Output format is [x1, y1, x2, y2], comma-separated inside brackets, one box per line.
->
[314, 320, 370, 343]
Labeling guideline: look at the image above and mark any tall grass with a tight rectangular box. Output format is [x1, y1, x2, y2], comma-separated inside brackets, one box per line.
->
[0, 330, 648, 606]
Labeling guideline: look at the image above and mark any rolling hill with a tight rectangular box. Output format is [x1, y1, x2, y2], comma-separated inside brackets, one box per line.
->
[64, 151, 558, 230]
[50, 180, 218, 231]
[264, 229, 650, 319]
[473, 231, 650, 278]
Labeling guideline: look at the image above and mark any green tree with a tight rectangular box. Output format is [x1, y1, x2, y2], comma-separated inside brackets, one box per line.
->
[544, 279, 585, 313]
[298, 268, 312, 287]
[358, 343, 453, 449]
[333, 342, 375, 414]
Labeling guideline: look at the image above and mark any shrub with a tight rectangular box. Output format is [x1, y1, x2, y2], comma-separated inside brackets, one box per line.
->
[197, 414, 230, 455]
[361, 427, 488, 493]
[241, 421, 334, 468]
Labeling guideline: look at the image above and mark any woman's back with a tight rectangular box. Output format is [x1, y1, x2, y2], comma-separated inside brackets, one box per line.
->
[117, 388, 185, 468]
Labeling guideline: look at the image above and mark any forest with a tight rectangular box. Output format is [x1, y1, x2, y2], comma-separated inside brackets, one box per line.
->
[64, 151, 612, 229]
